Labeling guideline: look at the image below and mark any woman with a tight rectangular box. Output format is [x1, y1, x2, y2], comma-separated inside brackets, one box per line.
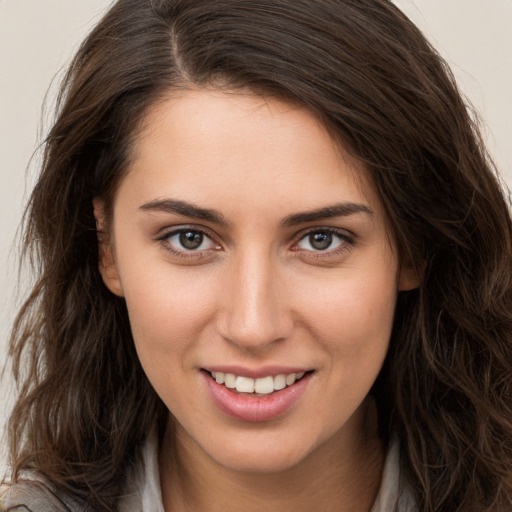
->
[2, 0, 512, 511]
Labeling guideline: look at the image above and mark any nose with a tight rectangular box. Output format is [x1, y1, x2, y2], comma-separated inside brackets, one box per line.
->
[217, 250, 293, 353]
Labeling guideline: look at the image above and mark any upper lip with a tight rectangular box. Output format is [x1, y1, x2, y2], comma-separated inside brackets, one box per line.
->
[202, 365, 312, 379]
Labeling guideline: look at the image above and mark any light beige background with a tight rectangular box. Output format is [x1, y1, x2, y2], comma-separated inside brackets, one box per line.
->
[1, 0, 511, 470]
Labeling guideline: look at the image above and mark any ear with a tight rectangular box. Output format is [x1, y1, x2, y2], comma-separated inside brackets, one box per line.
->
[93, 198, 124, 297]
[398, 259, 424, 291]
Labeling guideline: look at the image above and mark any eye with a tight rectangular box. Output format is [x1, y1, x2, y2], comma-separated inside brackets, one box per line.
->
[161, 228, 220, 253]
[295, 229, 349, 252]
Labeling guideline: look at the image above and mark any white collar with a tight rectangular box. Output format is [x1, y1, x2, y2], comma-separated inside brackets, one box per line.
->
[117, 427, 164, 512]
[370, 436, 417, 511]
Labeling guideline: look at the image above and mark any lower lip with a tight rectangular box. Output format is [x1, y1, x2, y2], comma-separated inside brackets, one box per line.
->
[204, 372, 312, 422]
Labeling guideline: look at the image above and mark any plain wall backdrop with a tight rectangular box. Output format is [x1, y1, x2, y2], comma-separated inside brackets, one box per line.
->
[1, 0, 511, 470]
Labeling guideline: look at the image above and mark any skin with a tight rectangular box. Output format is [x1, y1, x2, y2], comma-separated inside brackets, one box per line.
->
[95, 88, 418, 512]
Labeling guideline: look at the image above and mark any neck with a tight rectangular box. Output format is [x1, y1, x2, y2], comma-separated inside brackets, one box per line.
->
[159, 403, 384, 512]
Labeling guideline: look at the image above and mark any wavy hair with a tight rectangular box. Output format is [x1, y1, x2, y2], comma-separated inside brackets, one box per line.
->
[6, 1, 512, 510]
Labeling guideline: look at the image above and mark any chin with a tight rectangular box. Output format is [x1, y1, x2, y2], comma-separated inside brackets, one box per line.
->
[210, 443, 311, 474]
[190, 422, 332, 475]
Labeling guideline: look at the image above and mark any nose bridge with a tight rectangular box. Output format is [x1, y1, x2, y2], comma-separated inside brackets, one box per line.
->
[220, 247, 290, 351]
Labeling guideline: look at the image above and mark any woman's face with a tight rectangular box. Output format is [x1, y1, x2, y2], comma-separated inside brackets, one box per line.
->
[98, 89, 416, 473]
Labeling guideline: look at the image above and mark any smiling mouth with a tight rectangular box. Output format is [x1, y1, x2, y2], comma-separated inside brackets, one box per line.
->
[206, 370, 311, 396]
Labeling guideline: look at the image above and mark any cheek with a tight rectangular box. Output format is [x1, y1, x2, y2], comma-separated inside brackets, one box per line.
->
[295, 259, 398, 360]
[119, 263, 219, 368]
[120, 267, 223, 417]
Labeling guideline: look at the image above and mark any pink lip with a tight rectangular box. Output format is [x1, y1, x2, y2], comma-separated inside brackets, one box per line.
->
[203, 371, 312, 422]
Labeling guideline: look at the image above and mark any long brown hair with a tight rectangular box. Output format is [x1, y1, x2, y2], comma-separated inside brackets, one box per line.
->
[6, 1, 512, 510]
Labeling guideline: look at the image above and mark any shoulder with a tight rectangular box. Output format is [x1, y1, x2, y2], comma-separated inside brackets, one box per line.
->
[0, 479, 89, 512]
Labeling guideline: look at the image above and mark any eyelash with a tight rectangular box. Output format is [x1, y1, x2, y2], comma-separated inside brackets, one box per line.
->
[157, 226, 221, 260]
[291, 228, 354, 260]
[156, 226, 354, 261]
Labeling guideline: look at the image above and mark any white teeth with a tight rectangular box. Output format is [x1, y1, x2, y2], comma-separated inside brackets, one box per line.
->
[285, 373, 296, 386]
[235, 376, 255, 393]
[224, 373, 236, 388]
[273, 374, 286, 390]
[254, 376, 274, 394]
[210, 370, 307, 394]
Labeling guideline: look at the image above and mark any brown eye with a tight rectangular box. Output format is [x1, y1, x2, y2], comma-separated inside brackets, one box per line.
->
[163, 228, 219, 253]
[296, 229, 348, 253]
[309, 232, 332, 250]
[180, 230, 204, 250]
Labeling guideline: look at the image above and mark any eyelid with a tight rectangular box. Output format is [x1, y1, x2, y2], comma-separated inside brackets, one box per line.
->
[293, 226, 354, 245]
[157, 224, 214, 241]
[156, 225, 222, 257]
[290, 226, 355, 257]
[155, 224, 354, 262]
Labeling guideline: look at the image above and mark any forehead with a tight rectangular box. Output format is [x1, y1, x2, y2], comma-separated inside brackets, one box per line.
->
[119, 88, 382, 220]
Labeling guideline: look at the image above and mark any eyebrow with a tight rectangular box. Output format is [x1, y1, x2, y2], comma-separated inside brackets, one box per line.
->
[139, 199, 229, 226]
[139, 198, 373, 227]
[282, 203, 373, 226]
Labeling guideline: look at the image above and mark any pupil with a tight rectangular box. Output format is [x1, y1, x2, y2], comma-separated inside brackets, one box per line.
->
[180, 231, 203, 250]
[310, 232, 332, 250]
